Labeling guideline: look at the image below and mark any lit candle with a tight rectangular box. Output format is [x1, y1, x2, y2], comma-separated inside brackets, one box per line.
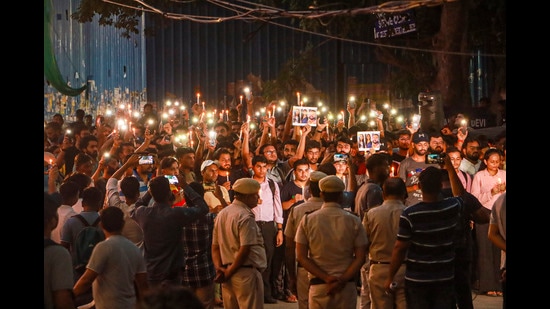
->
[497, 177, 502, 184]
[341, 110, 345, 122]
[226, 171, 230, 183]
[391, 166, 395, 177]
[49, 159, 53, 166]
[240, 95, 243, 106]
[197, 93, 200, 105]
[296, 92, 300, 106]
[301, 185, 305, 198]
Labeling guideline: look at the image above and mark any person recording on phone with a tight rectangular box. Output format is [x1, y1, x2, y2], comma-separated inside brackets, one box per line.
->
[131, 175, 209, 289]
[157, 156, 186, 207]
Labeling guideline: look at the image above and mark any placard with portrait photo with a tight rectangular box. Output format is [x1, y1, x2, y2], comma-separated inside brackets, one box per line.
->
[357, 131, 381, 151]
[292, 106, 317, 126]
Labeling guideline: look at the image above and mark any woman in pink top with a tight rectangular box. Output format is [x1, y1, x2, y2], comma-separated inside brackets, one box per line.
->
[471, 148, 506, 296]
[471, 148, 506, 210]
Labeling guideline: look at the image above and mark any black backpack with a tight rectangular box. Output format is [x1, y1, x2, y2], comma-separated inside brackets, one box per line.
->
[72, 214, 105, 276]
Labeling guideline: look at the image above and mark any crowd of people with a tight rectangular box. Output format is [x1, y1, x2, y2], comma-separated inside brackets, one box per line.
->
[44, 94, 506, 309]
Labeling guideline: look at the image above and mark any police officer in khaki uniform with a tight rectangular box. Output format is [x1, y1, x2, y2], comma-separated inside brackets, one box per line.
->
[211, 178, 267, 309]
[284, 171, 327, 309]
[295, 175, 368, 309]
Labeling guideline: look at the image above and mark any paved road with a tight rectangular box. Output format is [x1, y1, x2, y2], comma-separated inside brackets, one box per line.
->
[260, 291, 503, 309]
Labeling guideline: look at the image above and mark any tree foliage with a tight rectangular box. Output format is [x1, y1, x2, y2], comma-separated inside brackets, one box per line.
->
[71, 0, 175, 38]
[72, 0, 505, 108]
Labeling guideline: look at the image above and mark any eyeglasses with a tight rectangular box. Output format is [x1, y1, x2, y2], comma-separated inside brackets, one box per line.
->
[264, 151, 276, 155]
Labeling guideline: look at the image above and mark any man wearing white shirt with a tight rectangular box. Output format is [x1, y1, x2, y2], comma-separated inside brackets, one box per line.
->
[51, 181, 80, 243]
[459, 137, 482, 177]
[251, 155, 284, 304]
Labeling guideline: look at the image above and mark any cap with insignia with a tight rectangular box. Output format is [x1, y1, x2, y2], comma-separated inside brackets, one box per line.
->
[232, 178, 261, 194]
[309, 171, 327, 183]
[318, 175, 345, 192]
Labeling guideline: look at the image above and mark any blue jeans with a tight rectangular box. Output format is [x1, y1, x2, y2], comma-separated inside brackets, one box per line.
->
[406, 283, 455, 309]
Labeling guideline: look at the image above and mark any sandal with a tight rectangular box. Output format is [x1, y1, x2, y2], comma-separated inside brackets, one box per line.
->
[285, 294, 298, 303]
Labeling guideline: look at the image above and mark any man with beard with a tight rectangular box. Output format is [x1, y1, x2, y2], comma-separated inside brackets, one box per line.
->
[94, 155, 120, 204]
[317, 136, 353, 174]
[272, 159, 310, 302]
[428, 131, 447, 155]
[459, 136, 482, 177]
[175, 147, 197, 185]
[282, 140, 298, 161]
[213, 148, 250, 202]
[286, 128, 321, 183]
[259, 143, 286, 187]
[397, 132, 440, 207]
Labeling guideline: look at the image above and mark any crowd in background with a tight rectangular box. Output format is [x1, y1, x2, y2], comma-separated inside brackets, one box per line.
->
[44, 93, 506, 309]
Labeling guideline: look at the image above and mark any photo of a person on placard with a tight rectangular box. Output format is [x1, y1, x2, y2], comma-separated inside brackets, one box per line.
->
[293, 108, 300, 124]
[371, 132, 381, 150]
[366, 133, 373, 149]
[307, 108, 317, 126]
[301, 108, 309, 124]
[358, 134, 367, 150]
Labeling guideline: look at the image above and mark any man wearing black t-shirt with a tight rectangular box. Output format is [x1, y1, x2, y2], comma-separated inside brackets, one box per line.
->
[273, 158, 310, 302]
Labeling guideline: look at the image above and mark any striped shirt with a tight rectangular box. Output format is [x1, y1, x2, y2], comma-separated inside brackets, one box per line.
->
[398, 196, 463, 287]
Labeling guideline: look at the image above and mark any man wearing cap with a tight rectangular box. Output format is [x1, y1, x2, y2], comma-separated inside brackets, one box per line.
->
[201, 160, 230, 213]
[363, 177, 408, 309]
[284, 171, 327, 309]
[211, 178, 267, 309]
[397, 131, 439, 206]
[296, 175, 368, 309]
[354, 152, 391, 309]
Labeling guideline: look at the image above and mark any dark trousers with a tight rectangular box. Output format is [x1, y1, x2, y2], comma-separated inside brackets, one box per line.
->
[454, 257, 474, 309]
[501, 269, 506, 309]
[257, 221, 276, 300]
[272, 236, 290, 298]
[406, 283, 456, 309]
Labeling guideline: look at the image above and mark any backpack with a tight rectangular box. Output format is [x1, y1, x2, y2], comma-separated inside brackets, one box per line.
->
[267, 178, 277, 204]
[72, 214, 105, 276]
